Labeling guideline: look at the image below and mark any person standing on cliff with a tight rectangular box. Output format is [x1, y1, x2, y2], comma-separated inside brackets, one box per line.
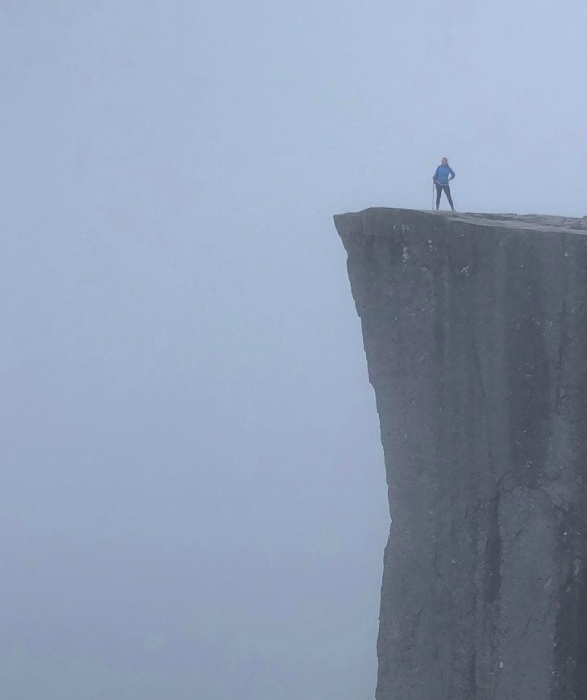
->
[433, 157, 456, 211]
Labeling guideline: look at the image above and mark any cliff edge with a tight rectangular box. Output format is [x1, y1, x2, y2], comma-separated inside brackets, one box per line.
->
[334, 208, 587, 699]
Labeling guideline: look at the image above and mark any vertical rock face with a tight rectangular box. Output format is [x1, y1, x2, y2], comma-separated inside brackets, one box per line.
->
[334, 208, 587, 700]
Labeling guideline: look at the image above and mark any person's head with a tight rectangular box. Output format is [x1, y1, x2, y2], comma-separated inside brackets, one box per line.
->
[441, 157, 448, 166]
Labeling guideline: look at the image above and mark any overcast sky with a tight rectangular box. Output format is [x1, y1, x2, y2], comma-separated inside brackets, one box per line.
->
[1, 2, 586, 699]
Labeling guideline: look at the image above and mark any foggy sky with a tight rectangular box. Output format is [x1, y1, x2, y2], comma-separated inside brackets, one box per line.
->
[1, 1, 585, 698]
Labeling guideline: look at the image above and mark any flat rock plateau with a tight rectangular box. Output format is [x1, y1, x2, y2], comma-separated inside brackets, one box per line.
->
[334, 208, 587, 700]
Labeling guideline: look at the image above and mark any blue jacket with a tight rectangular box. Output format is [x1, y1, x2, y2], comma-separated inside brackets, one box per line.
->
[433, 164, 455, 186]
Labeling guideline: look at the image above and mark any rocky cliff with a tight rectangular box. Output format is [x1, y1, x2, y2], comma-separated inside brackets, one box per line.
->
[334, 208, 587, 700]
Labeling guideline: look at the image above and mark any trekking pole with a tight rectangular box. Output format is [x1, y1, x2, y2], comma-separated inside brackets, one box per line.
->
[431, 182, 435, 210]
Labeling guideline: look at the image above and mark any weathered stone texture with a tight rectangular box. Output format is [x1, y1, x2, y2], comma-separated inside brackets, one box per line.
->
[334, 208, 587, 700]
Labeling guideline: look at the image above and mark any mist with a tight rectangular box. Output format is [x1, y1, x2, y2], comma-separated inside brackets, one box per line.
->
[1, 1, 585, 698]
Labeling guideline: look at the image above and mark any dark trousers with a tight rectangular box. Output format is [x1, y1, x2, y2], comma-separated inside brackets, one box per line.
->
[436, 184, 454, 210]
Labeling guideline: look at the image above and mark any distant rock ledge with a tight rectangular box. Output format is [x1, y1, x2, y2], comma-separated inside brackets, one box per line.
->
[335, 208, 587, 700]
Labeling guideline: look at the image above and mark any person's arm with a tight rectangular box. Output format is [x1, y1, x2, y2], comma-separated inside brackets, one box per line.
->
[433, 167, 439, 183]
[449, 168, 456, 180]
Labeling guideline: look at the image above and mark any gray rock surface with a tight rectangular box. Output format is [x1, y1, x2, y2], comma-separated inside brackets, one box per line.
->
[334, 208, 587, 699]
